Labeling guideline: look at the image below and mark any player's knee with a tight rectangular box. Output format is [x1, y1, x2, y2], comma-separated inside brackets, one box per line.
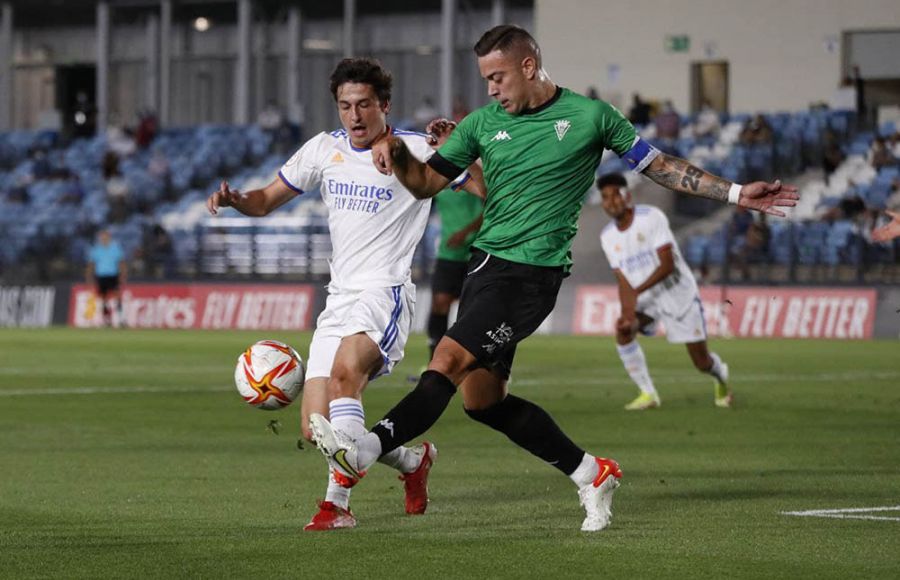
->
[429, 350, 467, 380]
[692, 353, 713, 371]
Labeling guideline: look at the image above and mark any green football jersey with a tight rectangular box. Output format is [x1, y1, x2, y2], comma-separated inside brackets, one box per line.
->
[435, 186, 483, 262]
[434, 87, 636, 268]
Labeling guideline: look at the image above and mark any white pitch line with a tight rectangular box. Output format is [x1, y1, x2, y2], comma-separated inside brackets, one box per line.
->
[0, 385, 231, 397]
[781, 506, 900, 522]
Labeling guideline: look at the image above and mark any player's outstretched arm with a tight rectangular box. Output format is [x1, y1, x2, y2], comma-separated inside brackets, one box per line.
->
[643, 153, 799, 217]
[633, 245, 675, 294]
[872, 210, 900, 242]
[371, 136, 450, 199]
[206, 178, 296, 217]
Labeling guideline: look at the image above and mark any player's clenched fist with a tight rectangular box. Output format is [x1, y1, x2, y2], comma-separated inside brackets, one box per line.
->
[207, 180, 242, 215]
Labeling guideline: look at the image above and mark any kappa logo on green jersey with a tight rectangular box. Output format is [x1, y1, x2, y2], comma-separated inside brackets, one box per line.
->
[491, 130, 511, 141]
[554, 119, 571, 141]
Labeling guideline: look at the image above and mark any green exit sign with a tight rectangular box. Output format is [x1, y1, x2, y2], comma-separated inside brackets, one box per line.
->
[665, 35, 690, 53]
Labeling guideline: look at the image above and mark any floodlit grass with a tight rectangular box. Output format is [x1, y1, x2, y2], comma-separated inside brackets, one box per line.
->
[1, 329, 898, 578]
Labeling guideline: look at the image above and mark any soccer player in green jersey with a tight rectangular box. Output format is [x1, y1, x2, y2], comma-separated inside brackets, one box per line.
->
[309, 25, 798, 531]
[427, 165, 484, 361]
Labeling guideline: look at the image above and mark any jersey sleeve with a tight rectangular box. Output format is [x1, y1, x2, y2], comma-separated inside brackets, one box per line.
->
[429, 113, 479, 180]
[278, 132, 329, 194]
[649, 208, 676, 250]
[594, 101, 660, 173]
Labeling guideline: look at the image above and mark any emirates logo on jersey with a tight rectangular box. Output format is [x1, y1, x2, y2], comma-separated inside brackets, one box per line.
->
[554, 119, 571, 141]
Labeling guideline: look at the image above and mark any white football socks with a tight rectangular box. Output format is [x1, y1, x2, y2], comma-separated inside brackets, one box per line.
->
[378, 444, 421, 474]
[324, 398, 365, 509]
[356, 432, 385, 472]
[570, 453, 600, 488]
[707, 352, 727, 385]
[616, 340, 657, 396]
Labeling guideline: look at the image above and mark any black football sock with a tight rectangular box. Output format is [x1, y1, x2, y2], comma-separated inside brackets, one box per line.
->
[465, 394, 585, 475]
[371, 370, 456, 455]
[426, 312, 448, 361]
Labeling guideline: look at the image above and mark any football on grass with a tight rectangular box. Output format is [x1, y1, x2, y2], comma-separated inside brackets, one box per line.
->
[234, 340, 305, 410]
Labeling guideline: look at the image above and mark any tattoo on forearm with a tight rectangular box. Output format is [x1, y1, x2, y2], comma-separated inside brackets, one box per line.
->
[645, 154, 730, 202]
[681, 165, 703, 192]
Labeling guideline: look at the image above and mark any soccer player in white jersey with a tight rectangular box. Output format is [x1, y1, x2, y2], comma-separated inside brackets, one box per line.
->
[206, 58, 480, 530]
[597, 173, 733, 410]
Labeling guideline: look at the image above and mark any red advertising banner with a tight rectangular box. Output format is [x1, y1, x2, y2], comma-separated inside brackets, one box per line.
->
[573, 285, 877, 339]
[69, 284, 315, 330]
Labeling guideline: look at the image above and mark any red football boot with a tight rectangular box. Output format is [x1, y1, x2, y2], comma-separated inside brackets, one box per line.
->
[398, 441, 437, 515]
[303, 500, 356, 531]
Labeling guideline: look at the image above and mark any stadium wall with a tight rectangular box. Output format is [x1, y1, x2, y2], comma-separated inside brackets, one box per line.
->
[535, 0, 900, 114]
[9, 8, 532, 133]
[12, 282, 894, 339]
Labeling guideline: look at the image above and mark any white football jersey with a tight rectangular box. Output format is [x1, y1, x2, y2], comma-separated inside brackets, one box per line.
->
[279, 127, 463, 291]
[600, 204, 698, 317]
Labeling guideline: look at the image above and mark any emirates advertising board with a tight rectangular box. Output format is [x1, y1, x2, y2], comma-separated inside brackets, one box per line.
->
[573, 286, 877, 339]
[69, 284, 315, 330]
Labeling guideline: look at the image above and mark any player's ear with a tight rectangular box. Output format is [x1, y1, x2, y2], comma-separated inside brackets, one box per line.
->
[521, 55, 537, 80]
[381, 99, 391, 115]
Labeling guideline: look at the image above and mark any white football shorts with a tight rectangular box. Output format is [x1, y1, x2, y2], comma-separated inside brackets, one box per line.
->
[306, 282, 416, 380]
[637, 294, 708, 344]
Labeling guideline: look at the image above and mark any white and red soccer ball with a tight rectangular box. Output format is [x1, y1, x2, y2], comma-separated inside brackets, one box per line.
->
[234, 340, 305, 410]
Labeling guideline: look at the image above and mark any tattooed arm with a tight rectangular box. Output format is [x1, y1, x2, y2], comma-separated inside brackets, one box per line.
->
[642, 153, 799, 216]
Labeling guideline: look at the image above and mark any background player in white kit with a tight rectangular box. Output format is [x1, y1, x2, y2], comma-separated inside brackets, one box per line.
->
[597, 173, 732, 410]
[206, 58, 478, 530]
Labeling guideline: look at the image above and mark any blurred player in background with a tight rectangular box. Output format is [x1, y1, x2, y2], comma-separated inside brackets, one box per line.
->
[207, 58, 481, 530]
[85, 229, 126, 327]
[309, 25, 796, 532]
[597, 173, 732, 410]
[424, 119, 484, 363]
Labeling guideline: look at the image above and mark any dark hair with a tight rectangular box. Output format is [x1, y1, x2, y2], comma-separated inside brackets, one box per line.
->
[474, 25, 541, 65]
[329, 58, 393, 103]
[596, 173, 627, 189]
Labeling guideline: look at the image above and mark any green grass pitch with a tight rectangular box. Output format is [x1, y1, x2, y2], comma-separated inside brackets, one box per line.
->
[1, 329, 898, 579]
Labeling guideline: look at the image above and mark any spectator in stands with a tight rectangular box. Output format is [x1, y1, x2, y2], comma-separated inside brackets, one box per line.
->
[135, 110, 158, 149]
[148, 150, 173, 201]
[143, 223, 175, 279]
[29, 147, 52, 179]
[413, 96, 438, 130]
[654, 100, 681, 141]
[7, 177, 30, 204]
[822, 130, 845, 184]
[107, 125, 137, 158]
[868, 137, 894, 170]
[59, 174, 85, 205]
[739, 114, 774, 145]
[731, 213, 770, 280]
[628, 93, 651, 126]
[693, 100, 720, 139]
[103, 152, 130, 223]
